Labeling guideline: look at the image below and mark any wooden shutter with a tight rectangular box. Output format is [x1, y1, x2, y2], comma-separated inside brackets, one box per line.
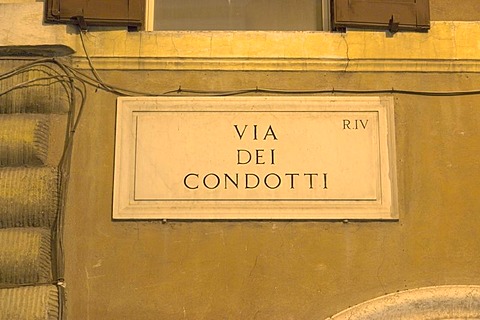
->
[45, 0, 144, 29]
[332, 0, 430, 32]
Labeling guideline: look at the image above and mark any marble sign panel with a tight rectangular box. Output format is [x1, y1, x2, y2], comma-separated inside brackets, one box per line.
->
[113, 96, 397, 220]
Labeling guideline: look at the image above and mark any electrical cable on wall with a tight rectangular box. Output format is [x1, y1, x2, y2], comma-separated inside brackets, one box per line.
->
[1, 28, 479, 320]
[0, 58, 84, 320]
[73, 26, 480, 98]
[1, 33, 480, 264]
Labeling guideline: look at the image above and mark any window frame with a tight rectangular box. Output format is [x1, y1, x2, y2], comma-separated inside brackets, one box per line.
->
[144, 0, 331, 32]
[44, 0, 429, 33]
[145, 0, 155, 31]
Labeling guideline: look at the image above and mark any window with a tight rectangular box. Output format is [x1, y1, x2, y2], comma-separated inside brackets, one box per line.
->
[148, 0, 331, 31]
[45, 0, 429, 33]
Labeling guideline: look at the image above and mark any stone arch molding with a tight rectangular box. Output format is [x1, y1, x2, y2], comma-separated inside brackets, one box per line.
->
[327, 285, 480, 320]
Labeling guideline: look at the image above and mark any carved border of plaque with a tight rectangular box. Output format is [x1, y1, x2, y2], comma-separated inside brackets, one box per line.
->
[113, 96, 397, 220]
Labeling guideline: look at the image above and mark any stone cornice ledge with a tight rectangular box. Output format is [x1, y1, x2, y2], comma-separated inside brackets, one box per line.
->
[71, 22, 480, 73]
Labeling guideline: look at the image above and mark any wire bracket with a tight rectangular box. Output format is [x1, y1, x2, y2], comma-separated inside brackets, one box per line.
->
[388, 15, 400, 34]
[72, 16, 88, 31]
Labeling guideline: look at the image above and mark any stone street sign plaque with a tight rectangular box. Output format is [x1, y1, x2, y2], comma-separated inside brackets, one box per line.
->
[113, 96, 397, 220]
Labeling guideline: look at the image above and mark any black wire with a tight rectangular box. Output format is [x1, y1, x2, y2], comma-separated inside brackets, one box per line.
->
[2, 35, 480, 320]
[0, 65, 74, 102]
[73, 27, 480, 98]
[5, 47, 480, 100]
[0, 59, 79, 320]
[0, 76, 72, 97]
[160, 87, 480, 97]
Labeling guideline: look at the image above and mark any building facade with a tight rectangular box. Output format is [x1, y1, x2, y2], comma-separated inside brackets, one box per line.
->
[1, 0, 480, 319]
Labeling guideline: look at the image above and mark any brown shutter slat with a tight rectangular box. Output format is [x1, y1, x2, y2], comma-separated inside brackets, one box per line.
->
[332, 0, 430, 32]
[45, 0, 144, 29]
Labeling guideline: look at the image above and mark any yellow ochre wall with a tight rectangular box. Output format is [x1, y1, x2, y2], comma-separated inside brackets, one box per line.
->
[67, 73, 480, 320]
[1, 0, 480, 319]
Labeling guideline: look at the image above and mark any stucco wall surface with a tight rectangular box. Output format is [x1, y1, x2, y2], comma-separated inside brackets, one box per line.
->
[63, 70, 480, 320]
